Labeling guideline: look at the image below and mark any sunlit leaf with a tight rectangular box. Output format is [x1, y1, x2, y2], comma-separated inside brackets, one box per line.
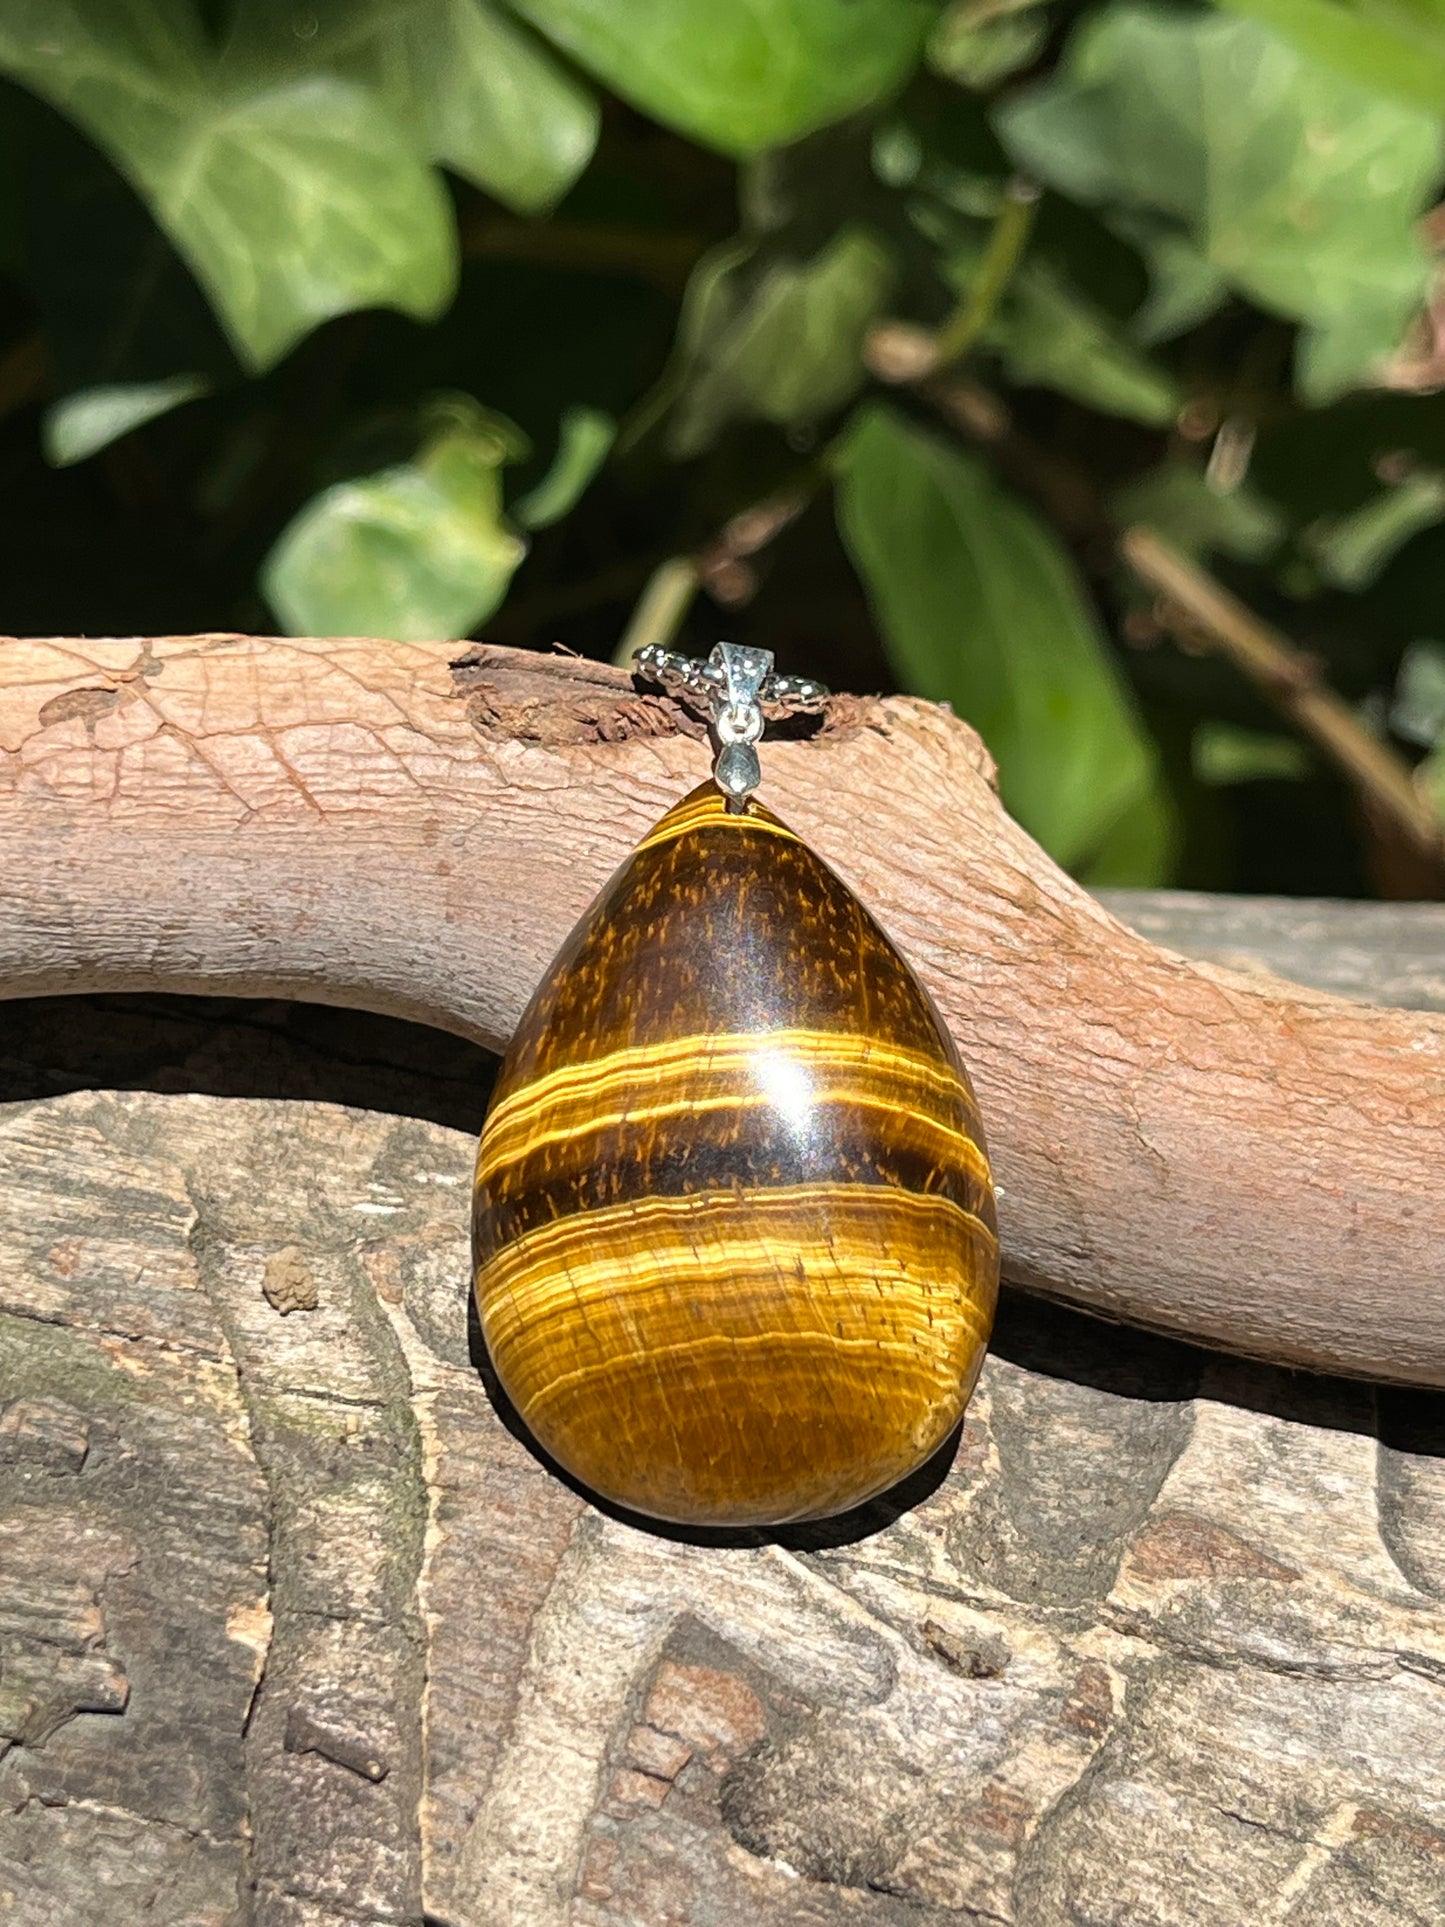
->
[1308, 472, 1445, 587]
[1391, 638, 1445, 747]
[358, 0, 598, 214]
[506, 0, 935, 155]
[513, 406, 615, 529]
[1299, 303, 1435, 406]
[929, 0, 1049, 90]
[263, 404, 528, 640]
[1217, 0, 1445, 119]
[667, 229, 895, 457]
[997, 6, 1443, 397]
[1115, 465, 1285, 563]
[1420, 742, 1445, 822]
[835, 401, 1160, 871]
[1425, 743, 1445, 820]
[1074, 778, 1178, 884]
[1109, 216, 1229, 342]
[1193, 721, 1310, 785]
[982, 260, 1179, 427]
[10, 86, 238, 394]
[0, 3, 456, 371]
[43, 374, 210, 467]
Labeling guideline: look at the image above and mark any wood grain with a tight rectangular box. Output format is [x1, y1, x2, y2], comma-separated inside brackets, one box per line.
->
[0, 634, 1442, 1383]
[4, 1069, 1445, 1925]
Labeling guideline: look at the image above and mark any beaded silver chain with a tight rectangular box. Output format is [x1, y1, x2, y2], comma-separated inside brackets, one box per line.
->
[633, 641, 829, 804]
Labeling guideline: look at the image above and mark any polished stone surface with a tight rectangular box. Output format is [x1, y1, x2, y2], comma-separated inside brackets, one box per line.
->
[473, 782, 998, 1525]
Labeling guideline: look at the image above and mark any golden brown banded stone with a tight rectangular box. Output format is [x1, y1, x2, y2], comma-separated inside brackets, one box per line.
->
[472, 782, 998, 1526]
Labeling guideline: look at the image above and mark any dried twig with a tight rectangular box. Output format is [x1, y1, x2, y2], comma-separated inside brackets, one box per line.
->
[867, 316, 1443, 867]
[1122, 526, 1444, 862]
[933, 178, 1040, 369]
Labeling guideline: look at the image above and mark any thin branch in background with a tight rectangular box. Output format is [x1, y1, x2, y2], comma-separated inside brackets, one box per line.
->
[458, 213, 707, 295]
[867, 329, 1103, 534]
[694, 490, 811, 602]
[600, 168, 1438, 877]
[866, 179, 1039, 387]
[614, 555, 700, 663]
[612, 487, 813, 664]
[1122, 525, 1445, 863]
[0, 335, 49, 421]
[611, 177, 1040, 667]
[933, 177, 1041, 369]
[866, 321, 1444, 869]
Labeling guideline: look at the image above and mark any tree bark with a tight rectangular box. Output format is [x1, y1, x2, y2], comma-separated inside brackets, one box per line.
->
[4, 1057, 1445, 1926]
[1, 633, 1442, 1383]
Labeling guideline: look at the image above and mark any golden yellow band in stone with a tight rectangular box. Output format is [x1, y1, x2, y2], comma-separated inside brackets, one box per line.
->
[476, 1027, 992, 1191]
[480, 1182, 998, 1422]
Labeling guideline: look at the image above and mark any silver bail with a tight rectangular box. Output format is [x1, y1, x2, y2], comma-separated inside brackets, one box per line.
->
[712, 641, 773, 714]
[631, 639, 828, 808]
[715, 737, 762, 801]
[709, 643, 768, 805]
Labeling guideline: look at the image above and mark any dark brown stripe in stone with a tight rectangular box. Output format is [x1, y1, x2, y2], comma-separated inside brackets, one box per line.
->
[478, 1087, 992, 1251]
[493, 789, 962, 1104]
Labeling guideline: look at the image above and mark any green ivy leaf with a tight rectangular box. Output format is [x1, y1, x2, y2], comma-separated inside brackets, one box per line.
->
[1307, 472, 1445, 588]
[1108, 216, 1228, 343]
[996, 6, 1442, 397]
[505, 0, 935, 155]
[835, 401, 1160, 872]
[262, 404, 528, 640]
[9, 88, 238, 394]
[1216, 0, 1445, 120]
[929, 0, 1049, 91]
[513, 406, 615, 529]
[1420, 742, 1445, 825]
[0, 3, 456, 371]
[358, 0, 598, 214]
[1193, 722, 1310, 785]
[1074, 777, 1178, 885]
[43, 375, 210, 467]
[982, 260, 1180, 427]
[666, 229, 895, 458]
[1115, 465, 1285, 563]
[1392, 639, 1445, 747]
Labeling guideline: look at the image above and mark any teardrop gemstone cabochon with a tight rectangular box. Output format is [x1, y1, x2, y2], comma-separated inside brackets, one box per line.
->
[472, 783, 999, 1527]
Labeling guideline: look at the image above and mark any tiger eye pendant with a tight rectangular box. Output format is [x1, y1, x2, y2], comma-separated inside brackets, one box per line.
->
[473, 643, 998, 1527]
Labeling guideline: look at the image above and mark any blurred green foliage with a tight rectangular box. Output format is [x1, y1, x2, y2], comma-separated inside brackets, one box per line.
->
[2, 0, 1444, 893]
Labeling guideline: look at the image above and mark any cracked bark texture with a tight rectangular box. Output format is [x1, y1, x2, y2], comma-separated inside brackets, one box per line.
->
[2, 634, 1444, 1382]
[3, 925, 1445, 1927]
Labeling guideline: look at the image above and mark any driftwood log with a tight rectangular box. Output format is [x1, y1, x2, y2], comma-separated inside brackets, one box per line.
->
[2, 964, 1445, 1925]
[1, 634, 1442, 1381]
[3, 633, 1445, 1924]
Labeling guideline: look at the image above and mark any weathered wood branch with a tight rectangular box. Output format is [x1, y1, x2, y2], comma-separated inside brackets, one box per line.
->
[6, 1083, 1445, 1925]
[1, 634, 1442, 1384]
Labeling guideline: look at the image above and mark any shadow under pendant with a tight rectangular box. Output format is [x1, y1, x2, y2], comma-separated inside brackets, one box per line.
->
[472, 644, 999, 1526]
